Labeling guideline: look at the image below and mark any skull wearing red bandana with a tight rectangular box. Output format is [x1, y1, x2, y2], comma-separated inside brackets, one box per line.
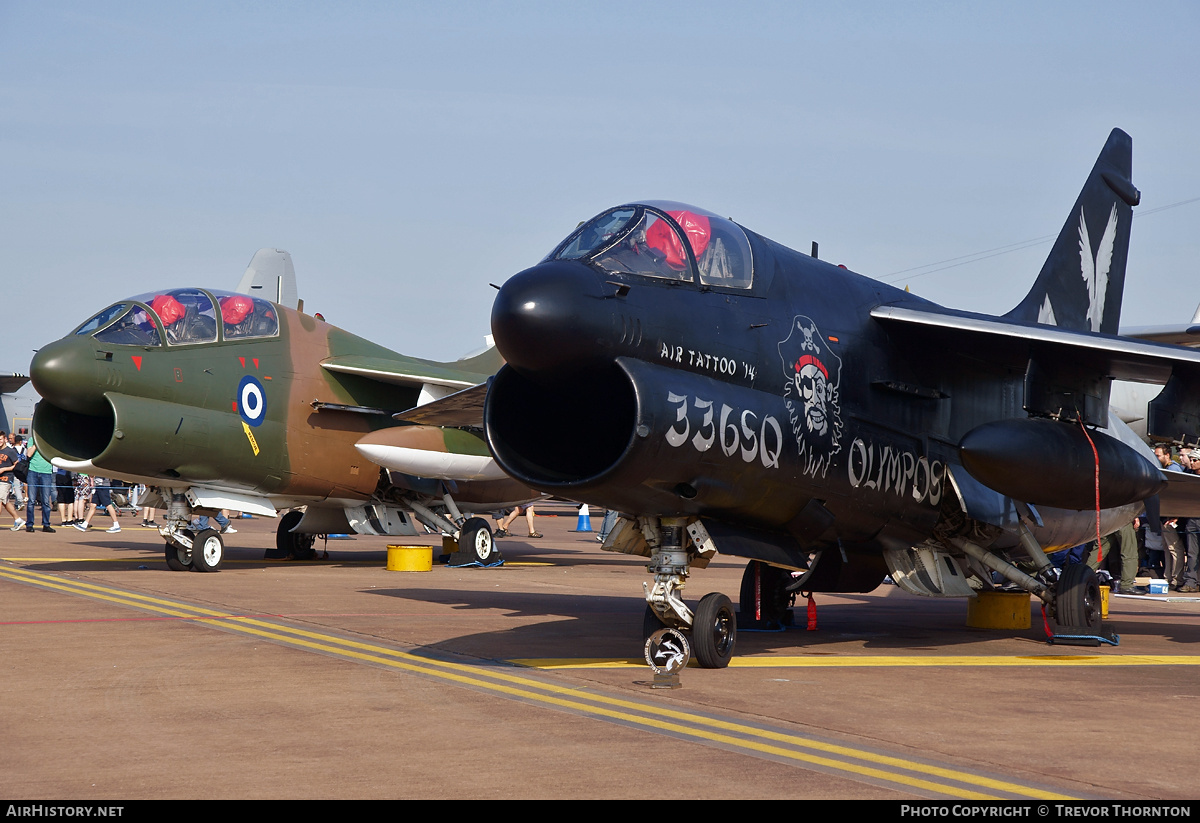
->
[778, 316, 843, 478]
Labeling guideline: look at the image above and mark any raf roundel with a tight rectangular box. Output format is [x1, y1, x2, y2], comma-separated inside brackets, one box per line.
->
[237, 375, 267, 427]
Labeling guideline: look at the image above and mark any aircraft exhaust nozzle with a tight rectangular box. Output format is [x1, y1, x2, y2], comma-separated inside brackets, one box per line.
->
[958, 417, 1164, 510]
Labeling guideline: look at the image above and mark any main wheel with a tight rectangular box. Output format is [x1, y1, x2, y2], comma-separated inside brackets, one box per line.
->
[165, 539, 192, 571]
[191, 529, 224, 573]
[458, 517, 495, 564]
[1056, 564, 1102, 631]
[692, 592, 737, 669]
[738, 560, 793, 628]
[277, 510, 317, 560]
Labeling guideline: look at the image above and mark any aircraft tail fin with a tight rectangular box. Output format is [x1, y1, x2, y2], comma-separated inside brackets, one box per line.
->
[451, 340, 504, 375]
[1004, 129, 1139, 335]
[236, 248, 299, 310]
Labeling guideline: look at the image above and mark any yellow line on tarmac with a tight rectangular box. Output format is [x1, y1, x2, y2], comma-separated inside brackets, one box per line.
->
[4, 556, 161, 563]
[0, 564, 1075, 800]
[515, 654, 1200, 669]
[0, 565, 232, 619]
[0, 556, 384, 566]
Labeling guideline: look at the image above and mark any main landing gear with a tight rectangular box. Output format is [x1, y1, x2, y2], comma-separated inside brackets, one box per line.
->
[948, 526, 1112, 644]
[454, 517, 497, 566]
[1051, 563, 1105, 637]
[738, 560, 797, 630]
[276, 510, 319, 560]
[641, 517, 736, 668]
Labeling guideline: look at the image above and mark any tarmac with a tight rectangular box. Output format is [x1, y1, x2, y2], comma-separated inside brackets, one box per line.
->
[3, 505, 1200, 800]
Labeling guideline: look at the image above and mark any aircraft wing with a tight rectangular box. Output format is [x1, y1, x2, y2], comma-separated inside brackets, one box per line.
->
[872, 304, 1200, 381]
[1120, 324, 1200, 347]
[872, 303, 1200, 443]
[0, 373, 31, 394]
[392, 382, 488, 428]
[321, 355, 491, 390]
[1158, 470, 1200, 519]
[1120, 299, 1200, 346]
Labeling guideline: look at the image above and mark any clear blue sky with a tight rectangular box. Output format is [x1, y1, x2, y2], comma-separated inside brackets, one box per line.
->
[2, 1, 1197, 364]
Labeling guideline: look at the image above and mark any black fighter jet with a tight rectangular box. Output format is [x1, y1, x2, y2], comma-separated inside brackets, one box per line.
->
[478, 128, 1200, 667]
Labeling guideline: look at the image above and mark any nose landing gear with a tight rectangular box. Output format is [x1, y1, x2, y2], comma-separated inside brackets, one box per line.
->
[641, 517, 736, 669]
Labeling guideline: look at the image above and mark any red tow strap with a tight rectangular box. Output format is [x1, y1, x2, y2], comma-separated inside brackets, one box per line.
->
[1077, 414, 1103, 562]
[754, 563, 762, 622]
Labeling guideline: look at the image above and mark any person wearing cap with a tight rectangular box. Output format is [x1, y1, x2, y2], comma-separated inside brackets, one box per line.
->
[1152, 446, 1186, 587]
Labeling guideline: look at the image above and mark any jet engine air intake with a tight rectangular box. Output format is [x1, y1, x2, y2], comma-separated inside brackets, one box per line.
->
[31, 400, 114, 463]
[484, 362, 636, 486]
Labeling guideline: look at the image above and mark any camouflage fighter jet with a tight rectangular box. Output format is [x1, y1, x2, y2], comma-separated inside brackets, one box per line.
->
[28, 282, 535, 572]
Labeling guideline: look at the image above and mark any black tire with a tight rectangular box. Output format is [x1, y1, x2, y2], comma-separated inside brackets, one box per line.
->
[1056, 564, 1102, 630]
[458, 517, 495, 564]
[277, 510, 317, 560]
[643, 603, 667, 641]
[738, 560, 792, 628]
[191, 529, 223, 573]
[692, 592, 737, 669]
[165, 539, 192, 572]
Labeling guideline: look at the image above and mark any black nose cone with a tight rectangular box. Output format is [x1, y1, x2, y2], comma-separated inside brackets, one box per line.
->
[491, 260, 610, 377]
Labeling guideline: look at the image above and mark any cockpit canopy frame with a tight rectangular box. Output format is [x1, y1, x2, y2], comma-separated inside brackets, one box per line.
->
[74, 288, 281, 347]
[549, 201, 754, 291]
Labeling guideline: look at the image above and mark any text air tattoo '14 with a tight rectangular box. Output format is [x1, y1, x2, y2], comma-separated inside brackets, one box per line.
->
[458, 128, 1200, 667]
[29, 268, 536, 572]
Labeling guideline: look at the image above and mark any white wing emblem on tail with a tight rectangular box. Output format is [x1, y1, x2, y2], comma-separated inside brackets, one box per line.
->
[1038, 294, 1058, 326]
[1079, 203, 1118, 332]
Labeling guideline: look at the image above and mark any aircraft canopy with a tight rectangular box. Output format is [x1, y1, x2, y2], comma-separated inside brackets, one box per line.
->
[74, 288, 280, 347]
[551, 201, 753, 289]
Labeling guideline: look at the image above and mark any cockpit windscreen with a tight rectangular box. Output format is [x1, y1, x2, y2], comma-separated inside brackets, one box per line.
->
[88, 305, 163, 347]
[75, 304, 134, 338]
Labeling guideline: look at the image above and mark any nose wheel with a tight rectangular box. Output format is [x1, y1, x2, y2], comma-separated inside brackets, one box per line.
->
[692, 592, 737, 668]
[165, 536, 193, 571]
[643, 594, 737, 669]
[191, 529, 224, 572]
[162, 527, 224, 572]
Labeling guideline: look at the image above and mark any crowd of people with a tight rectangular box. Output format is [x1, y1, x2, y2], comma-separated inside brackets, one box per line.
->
[0, 429, 239, 536]
[1023, 443, 1197, 596]
[1136, 445, 1200, 593]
